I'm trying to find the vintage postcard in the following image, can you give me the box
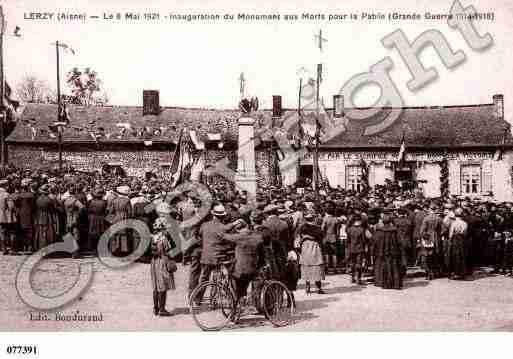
[0,1,512,348]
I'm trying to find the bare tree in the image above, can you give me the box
[15,75,53,103]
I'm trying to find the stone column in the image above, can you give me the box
[236,116,257,204]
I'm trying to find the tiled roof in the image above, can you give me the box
[7,102,511,148]
[320,104,511,147]
[7,103,242,144]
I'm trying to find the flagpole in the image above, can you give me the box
[56,40,63,173]
[297,78,302,183]
[0,6,5,168]
[313,63,320,198]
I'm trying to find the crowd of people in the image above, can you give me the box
[1,166,513,316]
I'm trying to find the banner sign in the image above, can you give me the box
[302,151,495,162]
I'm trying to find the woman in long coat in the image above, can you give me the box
[374,213,404,289]
[33,185,57,251]
[150,216,176,316]
[87,188,107,254]
[299,210,325,294]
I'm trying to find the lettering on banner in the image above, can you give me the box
[303,151,494,163]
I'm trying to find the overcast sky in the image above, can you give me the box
[4,0,513,122]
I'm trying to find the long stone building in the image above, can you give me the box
[6,91,513,201]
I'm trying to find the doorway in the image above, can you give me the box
[298,164,313,187]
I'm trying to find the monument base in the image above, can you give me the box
[235,173,257,204]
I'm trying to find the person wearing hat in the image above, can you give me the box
[321,202,340,274]
[298,210,325,294]
[87,187,107,254]
[217,215,272,305]
[16,178,36,253]
[107,185,133,256]
[263,203,292,259]
[346,213,367,285]
[448,208,468,280]
[419,202,443,280]
[196,203,245,291]
[150,217,177,316]
[33,184,57,251]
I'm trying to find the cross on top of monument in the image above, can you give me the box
[239,72,246,99]
[315,29,327,52]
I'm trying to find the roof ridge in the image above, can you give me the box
[25,102,495,112]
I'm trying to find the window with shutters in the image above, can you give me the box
[346,165,363,192]
[460,164,481,194]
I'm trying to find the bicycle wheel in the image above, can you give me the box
[189,282,235,331]
[260,281,295,327]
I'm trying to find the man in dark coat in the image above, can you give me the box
[198,204,242,287]
[346,214,366,285]
[464,207,484,275]
[219,218,266,303]
[394,208,412,278]
[419,203,443,279]
[87,188,107,254]
[263,204,292,252]
[16,180,35,252]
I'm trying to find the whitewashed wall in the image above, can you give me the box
[416,163,441,198]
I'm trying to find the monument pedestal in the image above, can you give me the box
[236,116,257,204]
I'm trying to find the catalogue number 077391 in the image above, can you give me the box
[6,345,38,355]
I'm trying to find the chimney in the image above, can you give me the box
[333,94,344,118]
[143,90,160,116]
[493,94,504,120]
[272,95,282,118]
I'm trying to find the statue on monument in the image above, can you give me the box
[238,72,259,114]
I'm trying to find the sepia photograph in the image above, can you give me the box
[0,1,513,354]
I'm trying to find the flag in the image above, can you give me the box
[190,151,205,182]
[59,103,71,124]
[494,128,508,161]
[398,134,406,163]
[4,81,20,111]
[57,42,76,55]
[189,130,205,150]
[170,130,194,187]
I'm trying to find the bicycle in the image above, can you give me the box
[189,263,296,331]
